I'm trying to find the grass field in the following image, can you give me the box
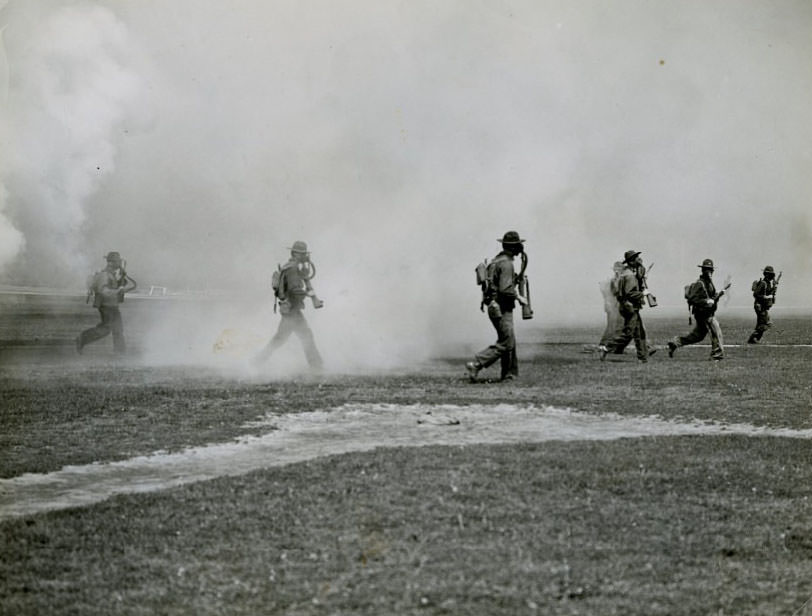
[2,294,812,615]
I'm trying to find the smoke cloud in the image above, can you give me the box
[1,0,811,367]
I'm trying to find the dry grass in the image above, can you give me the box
[2,297,812,614]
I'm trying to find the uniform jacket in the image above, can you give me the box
[752,279,776,309]
[91,269,130,308]
[489,251,517,312]
[685,276,718,318]
[614,266,645,313]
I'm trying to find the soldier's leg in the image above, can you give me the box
[599,311,615,347]
[750,307,770,343]
[600,309,622,347]
[708,316,724,359]
[612,310,630,353]
[498,311,517,379]
[606,313,633,353]
[633,313,649,361]
[760,309,772,338]
[255,314,295,363]
[292,313,323,369]
[79,308,113,347]
[668,318,709,357]
[748,305,762,343]
[474,305,509,369]
[110,308,126,354]
[675,318,708,348]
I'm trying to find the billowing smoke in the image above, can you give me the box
[2,0,811,370]
[0,1,140,283]
[0,20,24,270]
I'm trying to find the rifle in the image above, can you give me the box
[640,262,658,307]
[517,252,533,320]
[773,271,782,302]
[712,276,732,309]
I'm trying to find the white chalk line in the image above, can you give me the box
[680,344,812,348]
[2,403,812,520]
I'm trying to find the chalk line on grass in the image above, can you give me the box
[2,404,812,520]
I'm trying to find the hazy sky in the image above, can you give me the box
[1,0,810,355]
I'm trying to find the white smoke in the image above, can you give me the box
[1,0,810,370]
[0,1,140,283]
[0,19,25,272]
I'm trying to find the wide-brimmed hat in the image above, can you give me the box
[498,231,525,244]
[698,258,715,270]
[623,250,641,264]
[105,251,121,262]
[288,240,309,254]
[763,265,775,275]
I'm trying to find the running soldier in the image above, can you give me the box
[466,231,530,382]
[748,265,780,344]
[76,251,137,355]
[599,250,651,363]
[255,240,324,370]
[667,258,729,361]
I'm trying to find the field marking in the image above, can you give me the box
[683,344,812,348]
[2,404,812,520]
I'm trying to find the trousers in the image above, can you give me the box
[79,306,126,353]
[673,315,724,359]
[257,310,323,368]
[607,309,649,361]
[475,304,517,379]
[749,304,771,342]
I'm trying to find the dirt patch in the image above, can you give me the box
[2,403,812,520]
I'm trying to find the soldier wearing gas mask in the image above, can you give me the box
[76,251,137,355]
[466,231,530,382]
[255,240,324,370]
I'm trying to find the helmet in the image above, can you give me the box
[763,265,775,275]
[105,251,121,263]
[698,258,714,270]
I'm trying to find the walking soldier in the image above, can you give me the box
[255,241,324,370]
[466,231,530,382]
[599,250,651,363]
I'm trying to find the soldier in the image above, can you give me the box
[466,231,529,382]
[255,240,324,370]
[667,258,728,361]
[599,250,651,363]
[76,251,137,355]
[748,265,779,344]
[598,261,624,350]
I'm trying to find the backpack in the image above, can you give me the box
[271,265,282,297]
[751,278,761,297]
[684,282,695,323]
[475,259,498,310]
